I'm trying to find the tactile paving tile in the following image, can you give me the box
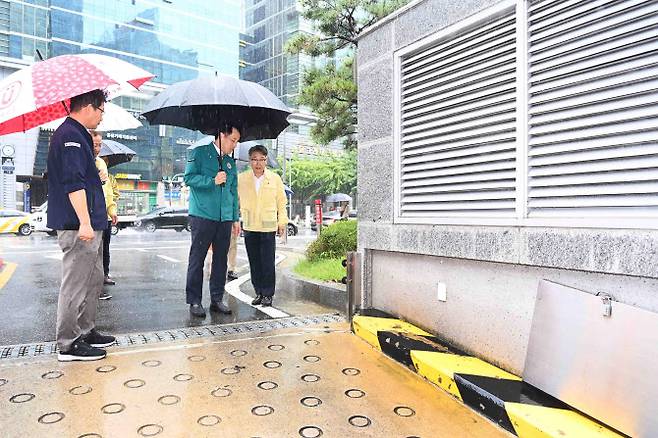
[0,323,507,437]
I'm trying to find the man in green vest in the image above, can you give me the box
[184,123,241,318]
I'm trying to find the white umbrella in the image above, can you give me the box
[40,101,142,131]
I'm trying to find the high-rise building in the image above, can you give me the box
[240,0,343,162]
[0,0,240,213]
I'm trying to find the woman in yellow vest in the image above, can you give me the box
[237,145,288,307]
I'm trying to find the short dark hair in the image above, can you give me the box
[89,129,102,138]
[69,89,107,113]
[248,144,268,157]
[214,122,242,139]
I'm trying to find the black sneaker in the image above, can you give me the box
[227,271,238,281]
[58,339,106,362]
[251,295,263,305]
[83,329,116,347]
[209,301,232,314]
[261,296,272,307]
[190,303,206,317]
[99,290,112,300]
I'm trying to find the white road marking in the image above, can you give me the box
[45,253,63,260]
[224,255,289,318]
[157,255,180,263]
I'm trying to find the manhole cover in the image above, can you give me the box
[38,412,65,424]
[342,367,360,376]
[41,370,63,379]
[10,393,35,403]
[197,415,221,426]
[263,360,282,369]
[348,415,372,428]
[230,349,248,357]
[173,373,193,381]
[394,406,416,417]
[303,355,321,363]
[251,405,274,416]
[257,381,278,390]
[211,387,232,398]
[158,395,181,405]
[301,374,320,383]
[124,379,146,389]
[137,424,163,436]
[101,403,125,414]
[69,385,93,395]
[299,426,323,437]
[345,389,366,399]
[268,344,285,351]
[300,397,322,407]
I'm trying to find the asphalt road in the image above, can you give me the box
[0,227,320,346]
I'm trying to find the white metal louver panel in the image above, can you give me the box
[399,12,517,218]
[527,0,658,218]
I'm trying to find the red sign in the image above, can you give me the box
[314,199,322,227]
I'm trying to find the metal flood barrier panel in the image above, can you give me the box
[524,280,658,437]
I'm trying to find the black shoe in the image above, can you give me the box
[190,303,206,317]
[99,290,112,300]
[58,339,106,362]
[83,329,116,347]
[261,296,272,307]
[103,276,116,286]
[251,295,263,305]
[227,271,238,281]
[209,301,232,314]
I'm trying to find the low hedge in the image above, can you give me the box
[306,220,357,262]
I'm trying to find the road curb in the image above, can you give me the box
[352,313,624,438]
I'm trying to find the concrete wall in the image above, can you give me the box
[356,0,658,374]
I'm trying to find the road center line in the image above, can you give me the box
[157,255,181,263]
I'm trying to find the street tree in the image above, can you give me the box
[286,0,409,149]
[289,150,357,203]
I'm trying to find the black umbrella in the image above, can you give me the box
[99,140,137,168]
[188,136,280,168]
[141,74,291,141]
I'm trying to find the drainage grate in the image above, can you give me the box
[0,313,345,360]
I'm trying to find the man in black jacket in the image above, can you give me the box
[47,89,116,362]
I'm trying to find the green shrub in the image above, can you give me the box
[306,220,357,262]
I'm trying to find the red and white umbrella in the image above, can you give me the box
[0,54,153,135]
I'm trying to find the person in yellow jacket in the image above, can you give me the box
[237,144,288,307]
[91,131,118,296]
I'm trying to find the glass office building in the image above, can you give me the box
[241,0,343,161]
[3,0,240,212]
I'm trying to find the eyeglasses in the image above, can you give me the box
[94,106,105,114]
[250,158,267,163]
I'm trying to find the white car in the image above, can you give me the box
[30,201,55,235]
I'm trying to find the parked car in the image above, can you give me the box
[30,201,54,235]
[0,209,34,236]
[134,207,190,232]
[310,209,357,231]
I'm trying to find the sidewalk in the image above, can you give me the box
[0,317,508,437]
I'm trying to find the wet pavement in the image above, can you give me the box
[0,228,319,346]
[0,321,507,438]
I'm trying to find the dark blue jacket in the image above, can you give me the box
[46,117,107,231]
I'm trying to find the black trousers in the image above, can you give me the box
[185,215,232,305]
[244,231,276,297]
[102,221,111,276]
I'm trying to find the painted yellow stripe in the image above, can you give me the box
[0,218,19,233]
[352,315,432,350]
[505,403,624,438]
[0,262,17,289]
[411,350,521,400]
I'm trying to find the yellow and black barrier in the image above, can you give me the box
[352,313,624,438]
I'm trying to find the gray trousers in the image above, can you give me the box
[56,230,103,351]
